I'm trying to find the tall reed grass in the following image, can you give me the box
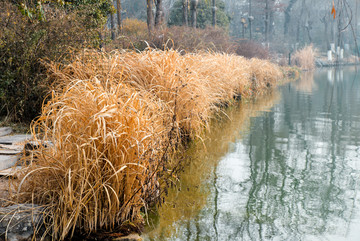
[292,45,316,70]
[14,49,285,239]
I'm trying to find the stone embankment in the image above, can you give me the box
[0,127,43,241]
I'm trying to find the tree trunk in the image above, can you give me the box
[269,1,274,41]
[110,12,116,40]
[336,0,343,49]
[116,0,121,33]
[190,0,198,28]
[212,0,216,27]
[356,0,358,41]
[284,0,298,36]
[249,0,252,40]
[182,0,188,26]
[98,31,103,49]
[147,0,154,34]
[155,0,164,27]
[265,0,269,42]
[296,0,306,43]
[321,15,330,50]
[305,23,312,43]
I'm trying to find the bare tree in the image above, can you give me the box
[116,0,122,33]
[249,0,252,40]
[284,0,298,36]
[320,13,331,50]
[265,0,269,42]
[296,0,306,43]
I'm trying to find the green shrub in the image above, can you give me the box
[0,1,101,121]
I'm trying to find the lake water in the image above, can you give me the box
[144,67,360,241]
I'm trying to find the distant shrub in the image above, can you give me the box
[150,26,235,53]
[121,18,148,37]
[292,45,316,70]
[109,18,149,50]
[110,23,272,61]
[235,41,269,59]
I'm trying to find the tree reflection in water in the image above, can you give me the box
[145,67,360,241]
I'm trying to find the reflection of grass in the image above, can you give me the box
[12,49,285,239]
[293,71,316,93]
[145,91,281,239]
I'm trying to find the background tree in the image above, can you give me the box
[146,0,154,33]
[212,0,216,26]
[169,0,230,29]
[183,0,189,26]
[155,0,165,26]
[284,0,298,36]
[116,0,122,33]
[110,7,116,40]
[190,0,198,27]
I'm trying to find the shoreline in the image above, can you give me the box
[0,49,299,240]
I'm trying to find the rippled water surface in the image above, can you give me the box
[144,67,360,241]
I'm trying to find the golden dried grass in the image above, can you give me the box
[15,79,169,239]
[250,58,283,95]
[292,45,316,70]
[14,49,286,239]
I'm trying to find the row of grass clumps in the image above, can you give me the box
[13,49,284,239]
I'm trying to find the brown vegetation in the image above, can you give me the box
[292,45,316,70]
[110,19,270,59]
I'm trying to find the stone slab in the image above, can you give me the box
[0,135,32,145]
[0,144,23,151]
[0,127,12,137]
[0,155,20,171]
[0,166,22,177]
[0,149,22,155]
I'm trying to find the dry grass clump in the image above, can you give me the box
[249,59,283,95]
[292,45,316,70]
[14,49,285,239]
[15,79,170,239]
[190,53,253,99]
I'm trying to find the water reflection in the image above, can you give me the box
[327,68,346,83]
[145,67,360,241]
[293,71,316,93]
